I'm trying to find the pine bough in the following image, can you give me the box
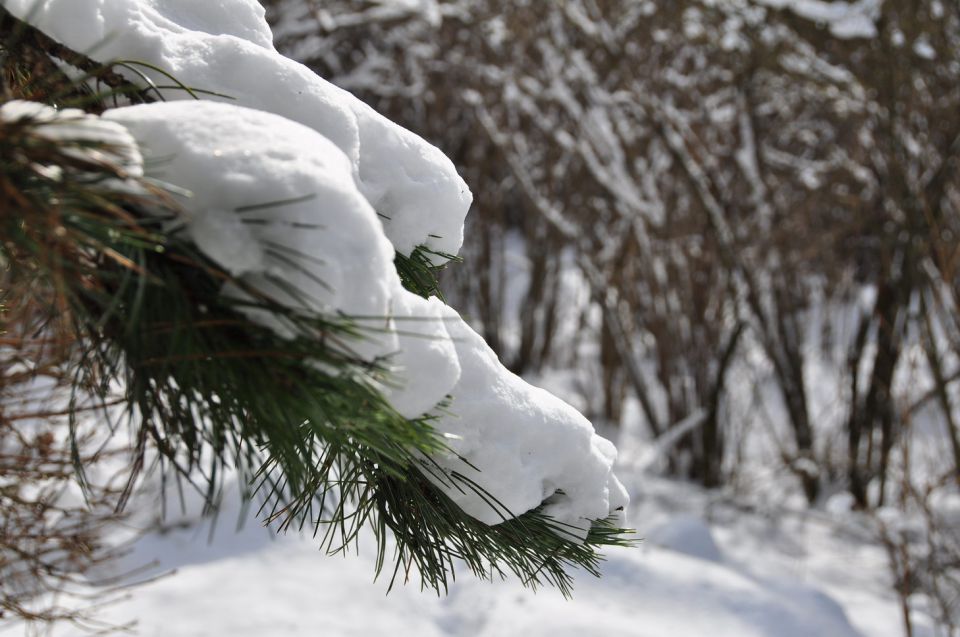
[0,0,629,595]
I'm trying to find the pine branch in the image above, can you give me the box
[0,27,632,604]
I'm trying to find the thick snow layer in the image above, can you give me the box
[5,0,471,261]
[384,293,462,419]
[104,100,457,416]
[104,101,397,321]
[100,98,622,532]
[430,307,628,534]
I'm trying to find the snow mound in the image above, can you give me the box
[646,514,724,562]
[5,0,471,261]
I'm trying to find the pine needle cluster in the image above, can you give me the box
[0,6,631,613]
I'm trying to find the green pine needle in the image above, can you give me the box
[395,246,461,301]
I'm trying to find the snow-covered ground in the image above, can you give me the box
[13,454,916,637]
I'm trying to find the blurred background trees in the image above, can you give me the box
[264,1,960,630]
[1,281,129,631]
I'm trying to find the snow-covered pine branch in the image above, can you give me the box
[0,0,629,598]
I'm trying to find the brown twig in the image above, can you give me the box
[0,5,154,108]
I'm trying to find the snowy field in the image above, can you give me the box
[12,454,916,637]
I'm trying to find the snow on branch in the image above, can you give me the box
[1,0,628,556]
